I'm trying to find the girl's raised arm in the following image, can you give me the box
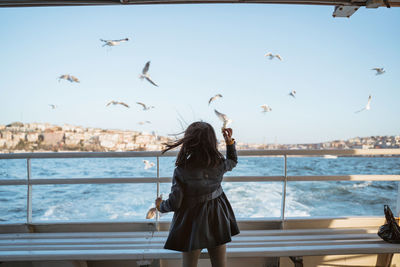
[222,128,237,172]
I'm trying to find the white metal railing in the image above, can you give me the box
[1,149,400,224]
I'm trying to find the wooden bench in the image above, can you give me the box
[0,228,399,266]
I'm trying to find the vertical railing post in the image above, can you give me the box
[26,158,32,224]
[156,156,160,227]
[281,155,288,229]
[396,182,400,218]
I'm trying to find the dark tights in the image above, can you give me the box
[182,244,227,267]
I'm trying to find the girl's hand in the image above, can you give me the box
[155,196,163,211]
[222,128,234,145]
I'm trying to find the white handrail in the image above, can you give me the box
[1,148,399,159]
[1,175,399,186]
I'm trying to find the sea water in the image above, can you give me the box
[0,156,399,223]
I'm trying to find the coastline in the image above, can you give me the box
[1,122,399,154]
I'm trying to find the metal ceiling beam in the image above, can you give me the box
[0,0,398,7]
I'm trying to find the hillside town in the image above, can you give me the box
[0,122,399,153]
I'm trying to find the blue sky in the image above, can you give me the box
[0,4,399,144]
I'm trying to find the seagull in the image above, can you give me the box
[49,104,57,109]
[214,109,232,129]
[261,104,272,113]
[139,61,158,87]
[58,74,80,83]
[289,90,296,98]
[143,160,155,170]
[138,121,151,125]
[106,101,130,108]
[355,95,372,113]
[208,94,223,105]
[136,102,155,111]
[100,38,129,47]
[371,68,385,75]
[265,52,282,61]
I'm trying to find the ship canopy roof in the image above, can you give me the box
[0,0,398,17]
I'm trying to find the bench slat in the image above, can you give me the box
[0,228,378,240]
[0,239,385,251]
[0,233,380,246]
[1,243,398,261]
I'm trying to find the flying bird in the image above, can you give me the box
[136,102,154,111]
[261,104,272,113]
[214,109,232,129]
[143,160,155,170]
[106,101,130,108]
[371,68,385,75]
[100,38,129,47]
[139,61,158,87]
[58,74,80,83]
[208,94,223,105]
[49,104,57,109]
[355,95,372,113]
[265,52,282,61]
[138,121,151,125]
[289,90,296,98]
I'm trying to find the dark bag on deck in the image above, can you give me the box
[377,205,400,243]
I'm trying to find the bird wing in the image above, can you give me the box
[209,94,222,105]
[145,77,158,87]
[366,95,372,109]
[367,95,372,104]
[208,96,216,105]
[275,54,283,61]
[214,109,228,122]
[354,108,365,113]
[136,102,146,109]
[142,61,150,74]
[71,76,80,83]
[371,68,379,71]
[106,101,113,106]
[264,52,272,57]
[119,102,130,108]
[114,38,128,42]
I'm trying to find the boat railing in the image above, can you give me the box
[1,149,400,225]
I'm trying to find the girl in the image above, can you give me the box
[155,122,239,267]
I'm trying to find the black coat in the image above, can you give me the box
[159,143,240,252]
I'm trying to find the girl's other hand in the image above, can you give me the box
[155,196,163,211]
[222,128,233,144]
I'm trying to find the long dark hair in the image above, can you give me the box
[162,121,224,169]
